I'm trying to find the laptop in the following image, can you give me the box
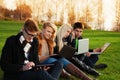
[75,38,89,55]
[74,38,110,55]
[90,43,111,54]
[51,45,76,59]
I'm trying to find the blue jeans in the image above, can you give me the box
[42,57,70,68]
[19,61,63,80]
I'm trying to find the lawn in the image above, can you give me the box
[0,20,120,80]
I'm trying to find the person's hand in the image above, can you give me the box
[71,30,75,39]
[43,66,50,71]
[86,52,91,57]
[93,48,101,52]
[39,55,49,62]
[22,62,35,71]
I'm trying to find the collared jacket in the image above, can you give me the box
[0,32,39,80]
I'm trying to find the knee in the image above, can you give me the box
[94,55,99,61]
[58,58,70,67]
[47,58,57,63]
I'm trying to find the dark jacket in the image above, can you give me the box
[0,32,39,80]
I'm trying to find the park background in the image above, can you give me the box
[0,0,120,80]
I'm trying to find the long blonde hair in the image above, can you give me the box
[42,22,57,40]
[57,24,73,52]
[37,22,57,55]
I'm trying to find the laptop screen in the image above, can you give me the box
[58,45,76,59]
[77,38,89,55]
[51,45,76,59]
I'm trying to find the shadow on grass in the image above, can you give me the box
[0,68,3,80]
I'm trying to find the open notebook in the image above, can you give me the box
[90,43,111,54]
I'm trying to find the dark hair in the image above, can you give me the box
[24,18,39,32]
[73,22,84,29]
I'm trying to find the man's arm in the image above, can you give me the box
[1,37,23,73]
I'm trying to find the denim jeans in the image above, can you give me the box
[83,54,99,67]
[19,61,63,80]
[42,57,70,68]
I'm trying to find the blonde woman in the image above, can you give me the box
[37,22,57,62]
[55,24,73,52]
[45,23,92,80]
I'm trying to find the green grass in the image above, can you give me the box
[83,30,120,80]
[0,20,120,80]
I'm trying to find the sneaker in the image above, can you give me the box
[94,63,107,69]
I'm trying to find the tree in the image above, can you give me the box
[0,6,4,17]
[14,4,32,20]
[47,9,53,21]
[68,7,76,25]
[116,0,120,31]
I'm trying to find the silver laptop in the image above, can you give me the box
[74,38,111,55]
[90,43,111,54]
[75,38,89,55]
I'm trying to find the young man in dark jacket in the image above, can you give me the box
[67,22,102,77]
[0,19,63,80]
[70,22,107,68]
